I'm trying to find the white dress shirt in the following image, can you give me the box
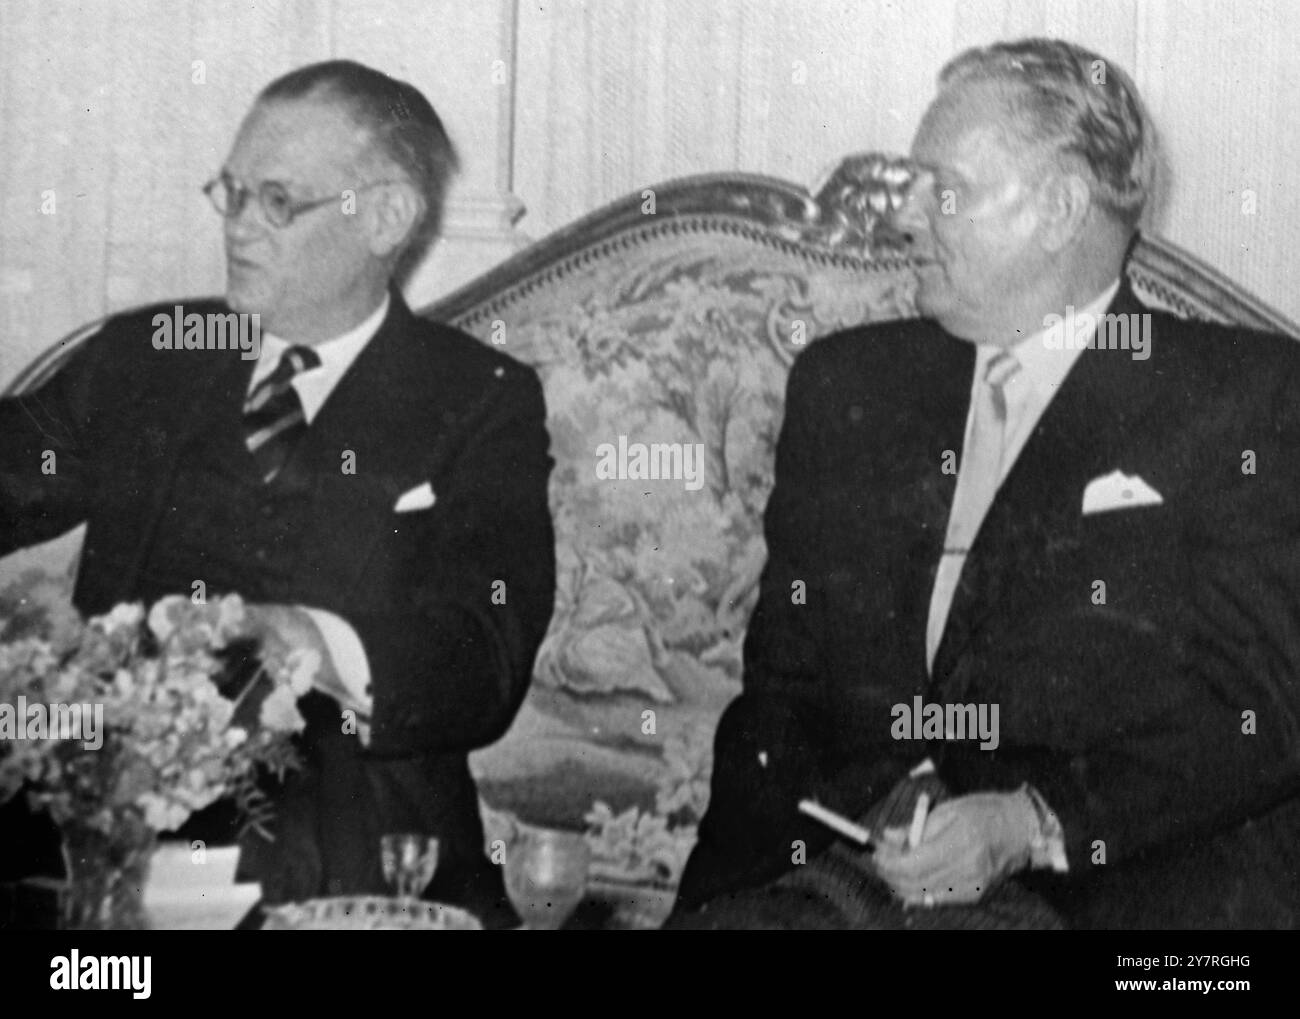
[248,293,392,711]
[250,293,391,424]
[928,280,1122,673]
[964,279,1121,489]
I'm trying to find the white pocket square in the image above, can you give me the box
[393,481,436,513]
[1081,470,1163,515]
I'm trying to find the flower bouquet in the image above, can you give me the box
[0,570,316,929]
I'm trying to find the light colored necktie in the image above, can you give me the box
[926,350,1022,672]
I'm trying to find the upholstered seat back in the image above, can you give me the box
[435,171,922,881]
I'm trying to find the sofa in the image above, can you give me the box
[8,153,1298,925]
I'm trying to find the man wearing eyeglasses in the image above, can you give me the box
[0,61,556,928]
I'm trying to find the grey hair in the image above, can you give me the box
[939,38,1157,230]
[259,60,460,283]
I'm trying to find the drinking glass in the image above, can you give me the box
[380,834,439,901]
[503,828,589,930]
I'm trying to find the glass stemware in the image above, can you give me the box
[380,834,439,903]
[503,828,590,930]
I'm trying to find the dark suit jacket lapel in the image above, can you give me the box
[901,330,973,672]
[281,290,489,588]
[119,334,256,594]
[286,292,425,493]
[931,282,1164,685]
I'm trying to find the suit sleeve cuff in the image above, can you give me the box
[1021,784,1069,873]
[302,607,372,711]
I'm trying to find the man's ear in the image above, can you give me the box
[364,182,423,259]
[1037,170,1092,253]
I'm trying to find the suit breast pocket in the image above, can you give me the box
[364,481,450,608]
[301,475,409,601]
[1071,505,1182,613]
[1077,504,1170,554]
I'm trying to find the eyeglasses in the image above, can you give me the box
[202,174,404,229]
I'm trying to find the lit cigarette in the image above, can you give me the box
[907,792,931,849]
[797,799,872,845]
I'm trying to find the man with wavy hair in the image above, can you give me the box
[674,38,1300,929]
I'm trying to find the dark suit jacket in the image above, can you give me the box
[677,284,1300,928]
[0,291,555,916]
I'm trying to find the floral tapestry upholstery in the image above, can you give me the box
[418,153,1300,908]
[420,159,922,904]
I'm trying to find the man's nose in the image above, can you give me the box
[893,185,934,247]
[224,195,268,245]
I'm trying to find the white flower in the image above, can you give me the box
[111,668,134,695]
[48,664,84,702]
[146,595,189,643]
[137,792,190,832]
[285,648,321,697]
[101,602,145,635]
[207,697,235,732]
[214,595,248,646]
[224,726,248,749]
[259,685,306,734]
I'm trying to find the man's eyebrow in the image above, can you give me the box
[923,163,967,185]
[220,168,297,190]
[908,161,955,185]
[908,157,944,176]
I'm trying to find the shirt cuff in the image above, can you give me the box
[1022,784,1069,873]
[301,607,372,712]
[909,758,937,778]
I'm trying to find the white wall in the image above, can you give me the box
[3,0,1298,393]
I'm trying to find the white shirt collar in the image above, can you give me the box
[975,278,1123,397]
[250,293,392,423]
[965,278,1122,486]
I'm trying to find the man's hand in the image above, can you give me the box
[871,790,1040,906]
[244,603,361,713]
[244,602,324,657]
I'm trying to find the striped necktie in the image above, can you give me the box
[243,345,321,483]
[925,349,1022,671]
